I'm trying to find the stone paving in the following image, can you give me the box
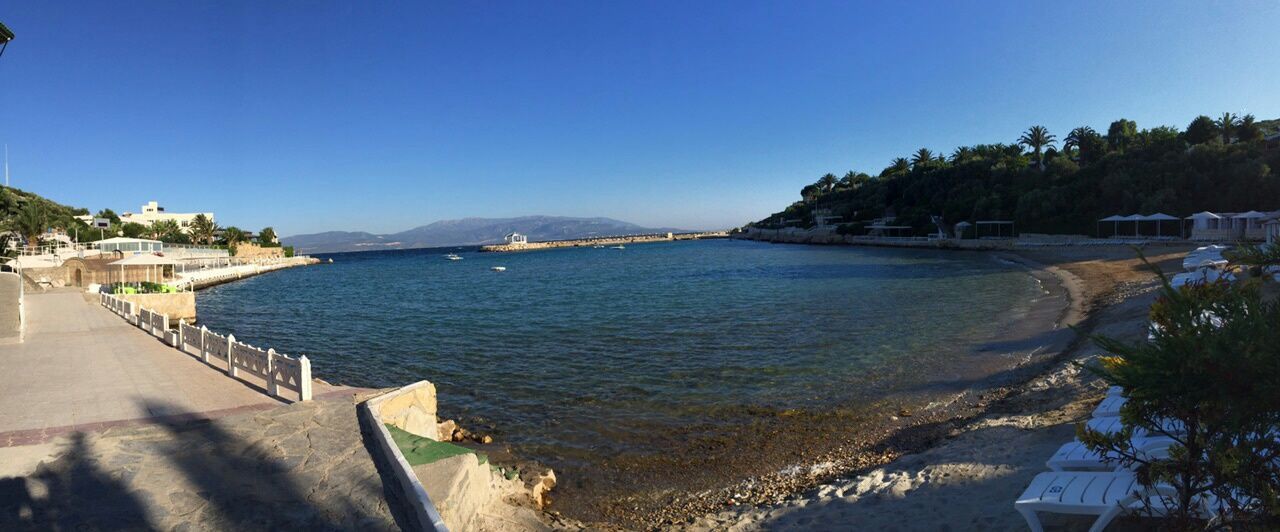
[0,289,341,445]
[0,393,406,530]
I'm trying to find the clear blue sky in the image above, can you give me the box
[2,1,1278,236]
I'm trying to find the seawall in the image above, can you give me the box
[480,231,730,252]
[737,227,1017,250]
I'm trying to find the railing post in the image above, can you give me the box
[161,314,170,343]
[200,325,209,364]
[266,348,279,397]
[177,319,185,350]
[298,355,312,401]
[226,334,238,378]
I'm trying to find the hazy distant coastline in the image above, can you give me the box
[282,215,692,254]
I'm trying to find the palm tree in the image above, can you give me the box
[1216,112,1240,144]
[910,148,934,169]
[1018,125,1056,169]
[14,203,45,248]
[816,173,838,193]
[221,226,247,246]
[950,146,974,163]
[1237,114,1263,143]
[1063,126,1091,154]
[254,227,275,246]
[886,157,910,176]
[189,214,217,245]
[149,219,182,242]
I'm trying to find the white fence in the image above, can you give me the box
[99,292,312,401]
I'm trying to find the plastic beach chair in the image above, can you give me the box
[1092,395,1127,418]
[1046,437,1173,472]
[1016,470,1249,532]
[1015,471,1142,532]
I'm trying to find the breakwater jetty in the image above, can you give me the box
[480,230,730,252]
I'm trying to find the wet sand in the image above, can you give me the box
[673,245,1191,531]
[539,245,1189,530]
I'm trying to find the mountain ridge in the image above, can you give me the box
[282,215,691,254]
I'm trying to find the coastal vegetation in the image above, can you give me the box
[758,115,1280,235]
[1082,247,1280,529]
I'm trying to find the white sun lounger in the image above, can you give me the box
[1017,470,1251,532]
[1092,395,1127,418]
[1046,436,1174,472]
[1015,471,1142,532]
[1085,416,1184,439]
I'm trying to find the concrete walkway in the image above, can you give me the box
[0,392,405,530]
[0,289,338,446]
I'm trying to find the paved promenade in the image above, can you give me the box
[0,289,337,445]
[0,289,404,529]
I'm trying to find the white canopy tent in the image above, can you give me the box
[1120,214,1145,237]
[109,253,180,290]
[1142,213,1179,237]
[1098,214,1127,237]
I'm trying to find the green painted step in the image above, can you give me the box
[385,424,488,466]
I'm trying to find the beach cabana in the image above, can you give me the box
[1119,214,1144,237]
[1141,213,1179,238]
[1098,215,1127,237]
[109,253,179,289]
[975,220,1015,239]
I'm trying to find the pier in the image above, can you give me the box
[479,230,730,252]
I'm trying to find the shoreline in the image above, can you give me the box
[671,242,1189,531]
[544,242,1092,529]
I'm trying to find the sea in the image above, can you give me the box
[195,238,1061,523]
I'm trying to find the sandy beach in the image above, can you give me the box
[669,245,1191,531]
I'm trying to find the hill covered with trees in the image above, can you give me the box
[754,113,1280,236]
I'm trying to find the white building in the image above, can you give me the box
[73,215,112,228]
[1187,210,1280,241]
[120,201,214,234]
[504,232,528,245]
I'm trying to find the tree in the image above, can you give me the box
[1082,257,1280,530]
[221,226,247,245]
[148,219,182,242]
[1018,125,1057,169]
[816,173,838,193]
[950,146,974,164]
[258,226,277,245]
[14,203,45,247]
[1064,126,1104,164]
[909,148,935,169]
[95,208,121,225]
[1183,115,1218,145]
[881,157,910,177]
[1216,112,1240,144]
[188,214,217,245]
[1107,118,1138,152]
[1238,114,1264,143]
[120,222,148,238]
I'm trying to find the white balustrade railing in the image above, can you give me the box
[98,293,312,401]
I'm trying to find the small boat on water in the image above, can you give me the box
[593,244,604,249]
[490,266,506,272]
[611,245,625,250]
[445,253,463,261]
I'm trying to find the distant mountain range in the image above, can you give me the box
[282,216,690,254]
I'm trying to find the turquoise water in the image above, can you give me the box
[196,240,1045,505]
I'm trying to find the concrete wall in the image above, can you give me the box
[0,272,21,340]
[116,292,197,322]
